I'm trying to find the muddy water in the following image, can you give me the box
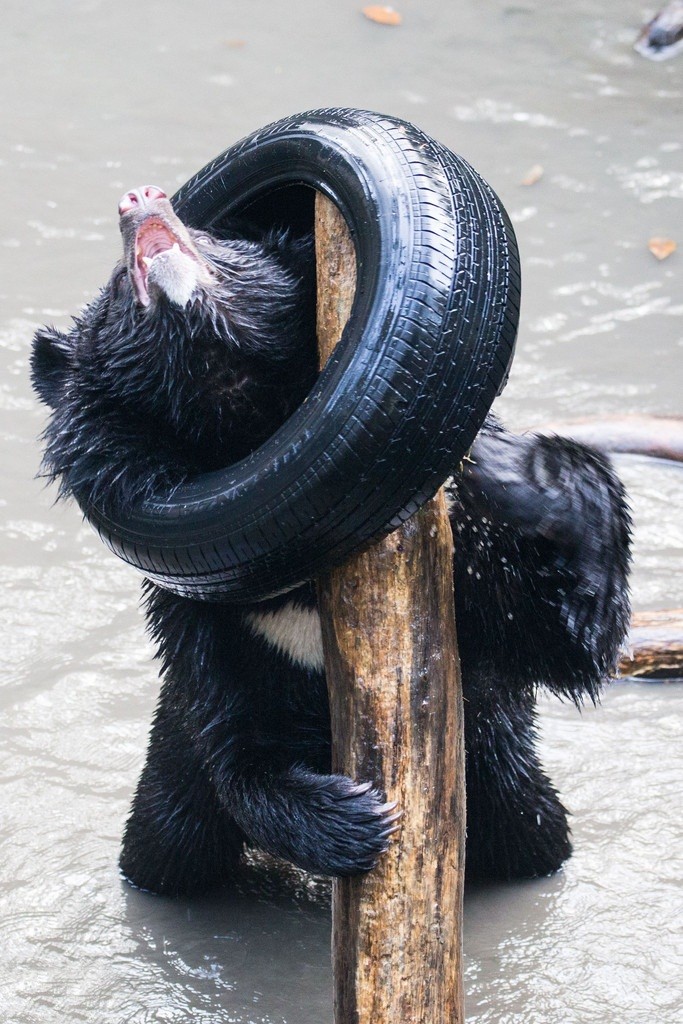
[1,1,681,1022]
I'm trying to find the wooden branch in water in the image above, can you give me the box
[315,192,466,1024]
[535,414,683,463]
[620,609,683,679]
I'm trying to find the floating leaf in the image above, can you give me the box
[224,39,246,49]
[363,6,403,26]
[648,237,677,261]
[521,164,544,186]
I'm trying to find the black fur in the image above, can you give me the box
[31,214,631,893]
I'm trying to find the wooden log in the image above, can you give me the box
[315,192,466,1024]
[534,414,683,462]
[620,609,683,679]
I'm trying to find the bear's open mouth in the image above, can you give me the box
[132,219,198,307]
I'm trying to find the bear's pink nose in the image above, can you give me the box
[118,186,168,216]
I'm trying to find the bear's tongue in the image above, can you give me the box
[133,220,197,307]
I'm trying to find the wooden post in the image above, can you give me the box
[315,193,466,1024]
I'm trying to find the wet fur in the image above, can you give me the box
[31,221,631,893]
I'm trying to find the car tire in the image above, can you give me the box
[87,108,520,602]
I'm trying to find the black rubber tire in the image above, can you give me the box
[89,108,520,603]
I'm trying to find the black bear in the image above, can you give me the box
[31,186,631,895]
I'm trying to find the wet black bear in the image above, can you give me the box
[31,186,631,895]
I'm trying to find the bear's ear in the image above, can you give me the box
[31,326,73,409]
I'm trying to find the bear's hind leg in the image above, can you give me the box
[120,694,245,897]
[464,687,572,881]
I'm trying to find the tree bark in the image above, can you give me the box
[315,192,466,1024]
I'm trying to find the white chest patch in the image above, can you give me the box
[245,603,325,672]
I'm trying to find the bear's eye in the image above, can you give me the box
[110,264,129,299]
